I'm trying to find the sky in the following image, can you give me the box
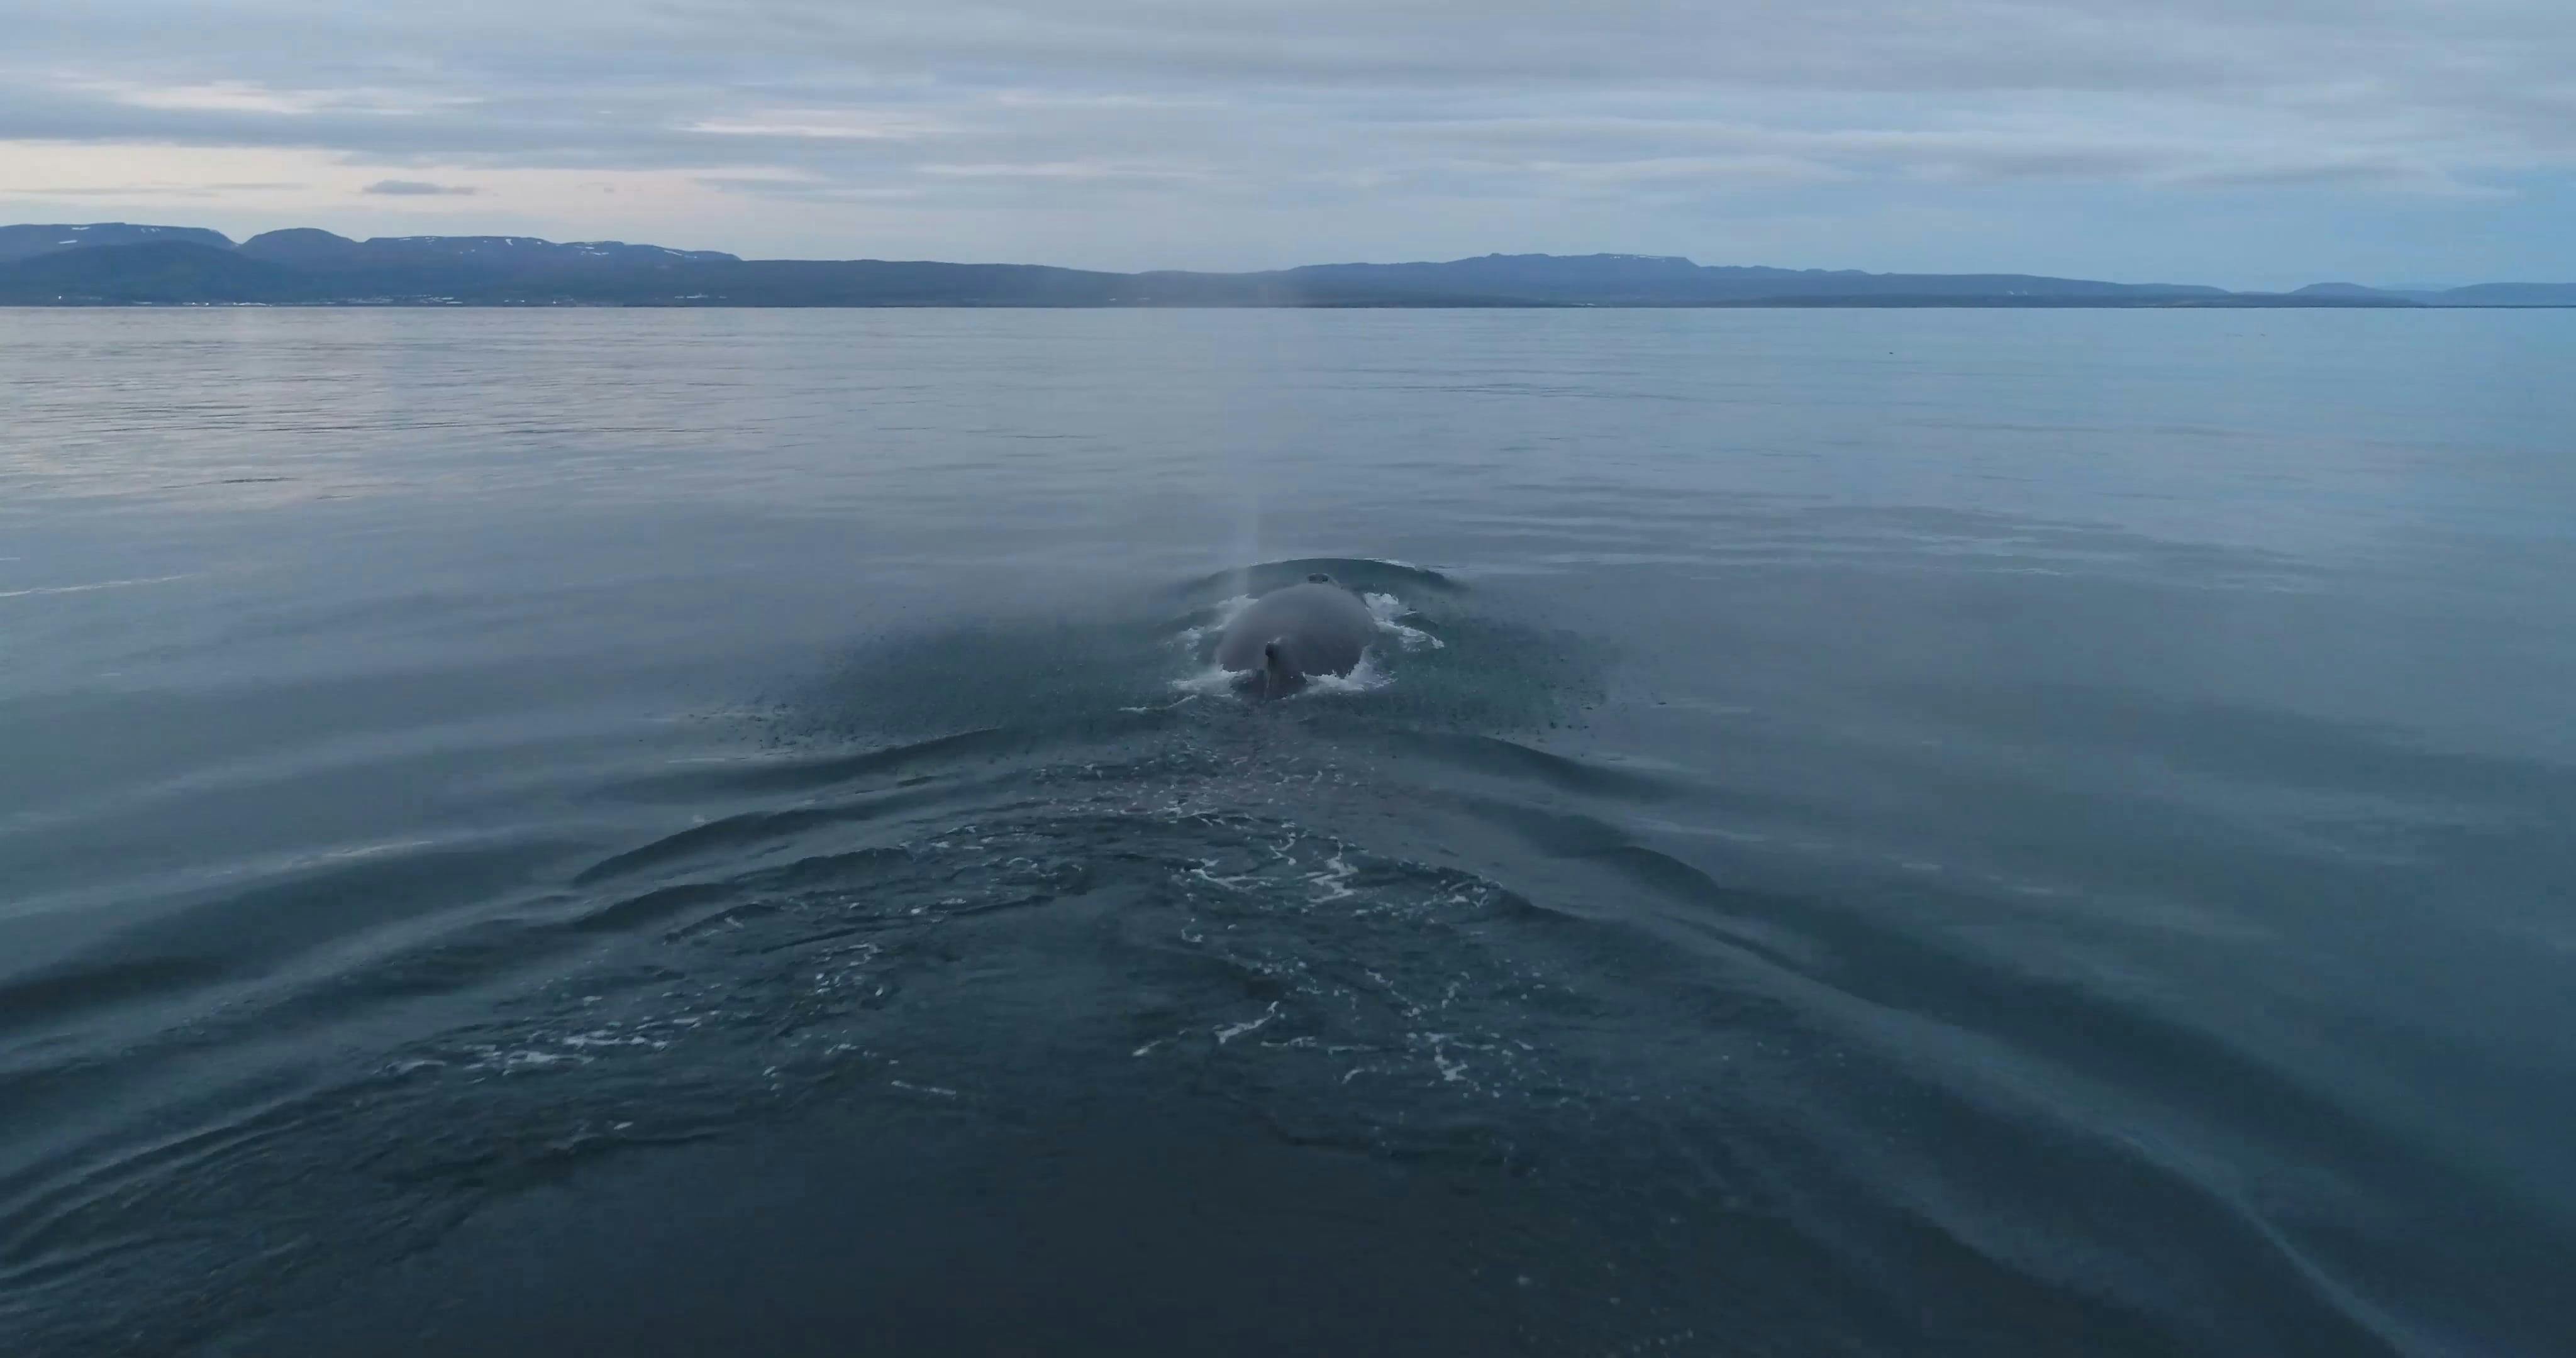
[1,1,2570,288]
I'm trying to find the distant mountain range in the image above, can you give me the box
[2287,280,2576,306]
[0,223,2567,307]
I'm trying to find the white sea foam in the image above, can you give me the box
[1169,663,1245,696]
[1214,1000,1282,1044]
[1173,593,1256,653]
[1363,591,1444,650]
[1299,651,1394,695]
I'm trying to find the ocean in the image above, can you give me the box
[3,307,2571,1355]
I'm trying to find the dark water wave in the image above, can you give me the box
[1167,555,1467,599]
[5,561,2554,1356]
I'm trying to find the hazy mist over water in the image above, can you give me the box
[3,307,2572,1355]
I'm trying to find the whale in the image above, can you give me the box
[1214,575,1380,697]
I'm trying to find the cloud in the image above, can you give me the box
[0,0,2565,281]
[362,179,479,196]
[683,111,952,141]
[916,160,1205,182]
[90,79,332,116]
[6,179,308,197]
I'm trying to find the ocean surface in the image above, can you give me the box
[3,307,2572,1357]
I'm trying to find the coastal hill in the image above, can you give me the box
[0,223,2565,307]
[2295,279,2576,306]
[0,222,235,262]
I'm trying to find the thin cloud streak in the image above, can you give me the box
[363,179,479,196]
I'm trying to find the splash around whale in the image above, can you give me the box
[1213,574,1384,698]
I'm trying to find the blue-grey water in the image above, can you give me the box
[3,308,2572,1357]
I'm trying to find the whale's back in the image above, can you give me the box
[1214,582,1377,683]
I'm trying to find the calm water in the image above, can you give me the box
[3,309,2572,1356]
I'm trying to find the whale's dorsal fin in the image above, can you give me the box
[1260,639,1298,697]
